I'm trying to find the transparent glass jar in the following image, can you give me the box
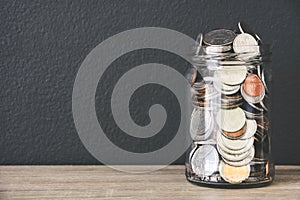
[185,44,274,188]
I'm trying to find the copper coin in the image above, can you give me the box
[243,74,264,97]
[222,122,247,138]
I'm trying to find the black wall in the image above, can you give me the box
[1,0,299,165]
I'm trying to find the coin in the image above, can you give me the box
[239,120,257,139]
[240,101,263,118]
[222,145,255,167]
[255,34,262,43]
[248,102,264,112]
[241,74,265,104]
[191,145,219,177]
[217,144,253,162]
[220,94,243,109]
[185,67,197,85]
[217,135,254,155]
[238,22,256,37]
[193,119,215,141]
[204,29,237,46]
[214,65,247,86]
[241,85,265,104]
[259,101,268,112]
[189,145,198,163]
[233,33,259,60]
[221,93,243,104]
[220,133,254,150]
[256,116,270,131]
[190,108,212,139]
[219,161,250,184]
[257,65,261,78]
[216,107,246,132]
[205,45,232,54]
[222,122,247,138]
[193,82,219,101]
[238,22,245,34]
[219,60,246,66]
[213,77,240,95]
[194,139,217,145]
[243,74,264,97]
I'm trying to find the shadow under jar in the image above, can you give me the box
[185,42,274,188]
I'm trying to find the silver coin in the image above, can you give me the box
[204,29,237,46]
[243,109,262,119]
[257,65,261,78]
[237,22,257,38]
[190,108,212,139]
[217,144,253,162]
[220,133,253,150]
[217,135,254,155]
[214,65,247,86]
[216,108,246,132]
[205,45,232,54]
[193,120,215,141]
[248,102,264,112]
[191,145,219,177]
[222,145,255,167]
[219,60,246,66]
[239,120,257,139]
[238,22,245,34]
[255,34,262,44]
[192,83,219,101]
[194,138,217,145]
[189,145,198,163]
[259,101,269,112]
[213,77,240,95]
[233,33,260,60]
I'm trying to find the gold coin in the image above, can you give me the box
[219,161,250,184]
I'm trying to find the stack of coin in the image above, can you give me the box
[220,93,243,109]
[191,80,219,108]
[188,22,271,184]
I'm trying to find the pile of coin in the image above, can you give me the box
[188,22,271,184]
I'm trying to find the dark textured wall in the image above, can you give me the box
[1,0,299,165]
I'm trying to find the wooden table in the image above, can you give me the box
[0,165,299,199]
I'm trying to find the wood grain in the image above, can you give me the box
[0,165,299,200]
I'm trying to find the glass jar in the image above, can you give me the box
[185,43,274,188]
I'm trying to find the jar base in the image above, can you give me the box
[185,169,274,189]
